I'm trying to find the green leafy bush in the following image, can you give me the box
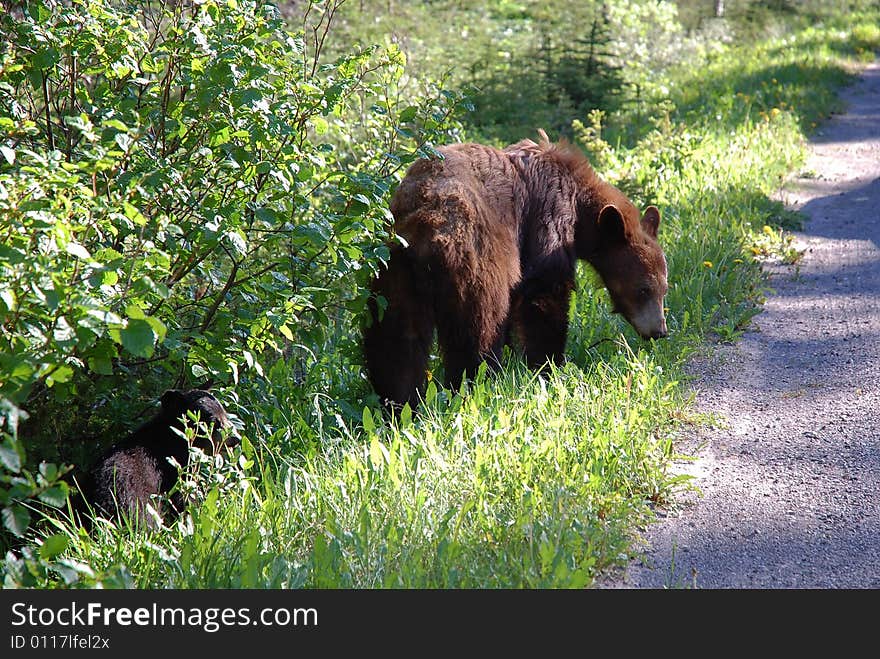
[1,399,74,583]
[0,0,464,465]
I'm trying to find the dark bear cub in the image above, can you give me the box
[81,389,234,528]
[364,130,668,409]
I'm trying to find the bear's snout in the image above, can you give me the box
[627,303,668,341]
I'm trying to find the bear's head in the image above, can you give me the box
[585,203,668,340]
[159,388,237,453]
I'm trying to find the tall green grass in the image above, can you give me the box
[11,13,880,589]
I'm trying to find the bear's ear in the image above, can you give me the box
[598,204,627,245]
[641,206,661,239]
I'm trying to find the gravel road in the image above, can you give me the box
[603,60,880,588]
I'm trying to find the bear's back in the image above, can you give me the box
[390,143,527,263]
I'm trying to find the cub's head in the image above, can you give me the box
[587,203,668,340]
[159,388,237,452]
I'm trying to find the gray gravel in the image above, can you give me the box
[602,60,880,588]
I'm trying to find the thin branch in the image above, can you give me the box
[307,0,345,79]
[232,260,281,288]
[66,52,75,162]
[118,351,171,368]
[40,70,54,151]
[199,246,240,333]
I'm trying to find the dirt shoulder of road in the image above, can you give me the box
[598,60,880,589]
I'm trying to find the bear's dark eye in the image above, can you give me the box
[638,286,652,299]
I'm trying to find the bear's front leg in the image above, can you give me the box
[513,276,574,369]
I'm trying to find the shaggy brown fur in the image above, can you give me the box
[364,131,668,409]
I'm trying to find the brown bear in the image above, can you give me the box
[79,389,236,528]
[363,130,668,409]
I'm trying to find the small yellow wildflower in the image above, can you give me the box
[703,260,713,268]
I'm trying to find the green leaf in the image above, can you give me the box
[0,289,15,313]
[399,105,419,122]
[103,119,129,132]
[120,318,156,358]
[115,132,133,151]
[65,242,91,260]
[311,116,329,135]
[399,403,412,428]
[224,230,247,256]
[31,46,59,69]
[0,437,22,472]
[0,244,25,265]
[87,356,113,375]
[369,436,389,468]
[46,364,73,386]
[362,407,374,434]
[1,358,35,384]
[2,504,30,538]
[39,462,58,482]
[209,127,231,147]
[39,533,68,560]
[278,324,293,341]
[87,308,123,325]
[254,207,277,223]
[55,558,95,580]
[38,484,68,508]
[123,201,147,226]
[84,338,117,373]
[145,316,167,343]
[425,380,437,405]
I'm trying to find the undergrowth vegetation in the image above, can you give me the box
[2,0,878,588]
